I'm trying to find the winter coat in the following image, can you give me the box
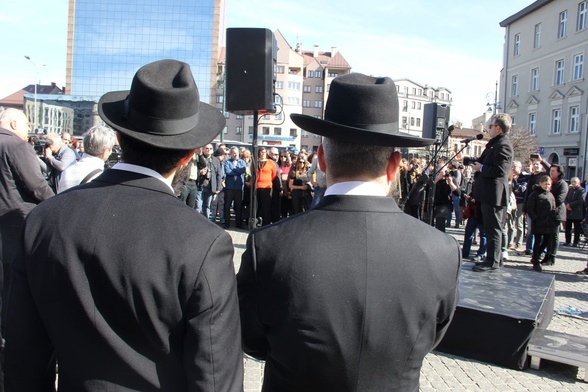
[527,184,557,235]
[564,185,586,220]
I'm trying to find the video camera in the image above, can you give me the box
[30,137,53,157]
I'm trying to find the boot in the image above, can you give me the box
[531,260,542,272]
[540,254,554,266]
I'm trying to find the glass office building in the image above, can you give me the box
[66,0,226,103]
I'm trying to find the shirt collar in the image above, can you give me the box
[324,181,388,197]
[111,162,174,192]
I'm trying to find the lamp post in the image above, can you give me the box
[486,80,501,115]
[24,55,38,132]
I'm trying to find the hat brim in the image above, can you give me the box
[98,90,225,150]
[291,114,435,148]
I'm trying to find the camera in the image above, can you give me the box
[463,157,478,166]
[530,153,540,159]
[31,137,53,157]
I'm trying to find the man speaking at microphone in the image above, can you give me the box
[470,113,514,272]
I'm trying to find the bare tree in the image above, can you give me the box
[509,126,538,163]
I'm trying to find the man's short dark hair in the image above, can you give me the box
[118,133,190,175]
[550,164,564,180]
[492,113,512,134]
[323,138,394,179]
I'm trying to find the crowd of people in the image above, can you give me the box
[174,142,325,228]
[0,61,462,391]
[397,126,588,275]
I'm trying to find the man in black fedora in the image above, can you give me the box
[5,60,243,391]
[237,73,460,391]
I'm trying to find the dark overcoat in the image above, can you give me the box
[237,194,460,392]
[473,133,513,207]
[5,169,243,391]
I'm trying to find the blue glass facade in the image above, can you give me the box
[68,0,225,103]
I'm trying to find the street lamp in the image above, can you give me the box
[24,55,39,132]
[486,80,501,115]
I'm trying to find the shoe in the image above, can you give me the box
[571,243,578,247]
[576,268,588,275]
[532,264,543,272]
[502,251,509,262]
[470,255,484,263]
[454,224,460,229]
[472,262,500,272]
[563,242,571,247]
[524,250,532,255]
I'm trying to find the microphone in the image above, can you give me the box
[461,134,484,144]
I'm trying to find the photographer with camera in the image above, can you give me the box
[404,158,428,220]
[433,165,459,232]
[470,113,514,272]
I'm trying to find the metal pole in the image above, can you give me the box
[24,56,37,131]
[248,111,260,229]
[494,80,498,115]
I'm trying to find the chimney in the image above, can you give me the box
[313,45,319,58]
[331,47,338,57]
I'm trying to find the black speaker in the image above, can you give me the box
[422,103,450,140]
[226,28,277,114]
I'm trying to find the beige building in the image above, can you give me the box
[394,79,452,139]
[500,0,588,178]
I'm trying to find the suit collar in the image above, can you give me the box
[91,168,176,197]
[316,194,403,213]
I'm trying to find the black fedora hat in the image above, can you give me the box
[290,73,435,147]
[98,59,225,150]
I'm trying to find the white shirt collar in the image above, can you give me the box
[324,181,388,197]
[111,162,174,192]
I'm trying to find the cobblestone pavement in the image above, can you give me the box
[227,224,588,391]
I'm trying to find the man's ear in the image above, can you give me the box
[386,151,402,182]
[317,144,327,173]
[179,149,197,167]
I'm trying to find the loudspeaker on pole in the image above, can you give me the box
[422,103,450,140]
[226,28,277,114]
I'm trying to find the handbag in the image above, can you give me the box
[463,201,475,220]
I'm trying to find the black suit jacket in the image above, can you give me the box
[473,133,513,207]
[237,195,460,391]
[5,169,243,391]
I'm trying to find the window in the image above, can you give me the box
[303,85,311,93]
[534,23,541,48]
[416,118,421,127]
[514,33,520,56]
[531,68,539,91]
[402,100,408,112]
[410,117,415,126]
[248,126,254,134]
[315,86,323,93]
[411,88,417,95]
[555,60,565,85]
[303,100,310,107]
[288,81,301,90]
[236,115,243,119]
[301,130,309,137]
[578,1,587,31]
[287,97,300,105]
[236,126,242,134]
[552,109,561,134]
[276,81,284,89]
[417,102,421,110]
[277,65,285,74]
[262,127,270,135]
[573,53,584,81]
[307,70,314,78]
[328,72,338,77]
[402,116,407,127]
[570,106,580,133]
[559,10,567,39]
[274,113,282,120]
[529,113,536,135]
[315,71,321,78]
[511,75,518,96]
[290,128,297,137]
[411,101,416,109]
[314,100,323,108]
[274,127,282,135]
[223,127,228,134]
[216,95,223,103]
[224,112,230,119]
[511,116,516,126]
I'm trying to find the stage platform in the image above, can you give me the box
[436,263,555,369]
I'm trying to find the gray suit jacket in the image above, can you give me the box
[237,195,460,392]
[5,169,243,391]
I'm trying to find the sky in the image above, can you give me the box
[0,0,535,126]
